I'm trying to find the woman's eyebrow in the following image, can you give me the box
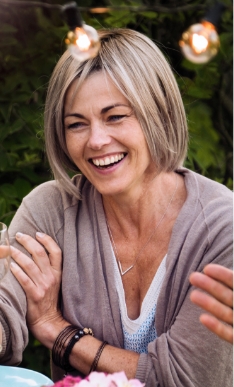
[101,104,129,114]
[64,113,85,119]
[64,104,130,119]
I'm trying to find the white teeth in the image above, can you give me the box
[105,157,110,165]
[92,153,125,167]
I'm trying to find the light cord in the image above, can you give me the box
[0,0,207,14]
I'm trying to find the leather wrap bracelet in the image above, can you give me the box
[52,325,93,372]
[89,341,108,373]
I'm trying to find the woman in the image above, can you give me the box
[0,29,232,386]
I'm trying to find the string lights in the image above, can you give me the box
[179,3,225,64]
[62,2,100,61]
[0,0,226,64]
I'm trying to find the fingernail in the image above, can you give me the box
[16,232,23,239]
[36,232,45,238]
[10,261,17,269]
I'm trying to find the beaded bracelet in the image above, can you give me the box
[52,325,93,371]
[89,341,108,373]
[63,328,94,372]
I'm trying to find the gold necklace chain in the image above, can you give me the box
[106,175,178,276]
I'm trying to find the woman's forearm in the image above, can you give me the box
[69,334,139,378]
[38,319,139,378]
[34,318,139,378]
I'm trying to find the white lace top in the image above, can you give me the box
[111,248,167,354]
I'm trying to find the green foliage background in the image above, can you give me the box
[0,0,232,377]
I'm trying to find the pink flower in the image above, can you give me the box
[104,372,144,387]
[86,372,113,387]
[50,375,82,387]
[51,372,144,387]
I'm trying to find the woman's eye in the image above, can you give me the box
[66,122,86,130]
[108,115,126,122]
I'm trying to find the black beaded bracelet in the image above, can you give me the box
[52,325,94,371]
[63,328,94,372]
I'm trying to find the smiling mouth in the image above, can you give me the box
[89,153,127,169]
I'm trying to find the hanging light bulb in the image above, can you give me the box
[65,24,100,61]
[179,21,219,64]
[179,3,225,64]
[62,2,100,62]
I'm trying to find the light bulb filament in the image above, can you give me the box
[75,28,91,51]
[192,33,209,54]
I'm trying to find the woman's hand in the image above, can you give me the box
[10,232,69,349]
[190,264,233,344]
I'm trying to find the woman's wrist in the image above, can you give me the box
[52,325,95,372]
[69,335,103,374]
[30,317,71,350]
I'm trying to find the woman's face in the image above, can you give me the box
[64,71,157,198]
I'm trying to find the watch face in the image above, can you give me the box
[0,366,53,387]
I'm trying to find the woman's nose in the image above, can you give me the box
[87,123,111,150]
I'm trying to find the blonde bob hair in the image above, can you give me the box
[44,28,188,198]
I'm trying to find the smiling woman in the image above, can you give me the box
[0,28,232,387]
[45,29,188,199]
[63,71,154,197]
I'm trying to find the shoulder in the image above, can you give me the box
[178,168,233,209]
[21,174,85,211]
[19,174,99,229]
[177,168,232,242]
[9,174,92,238]
[16,176,82,234]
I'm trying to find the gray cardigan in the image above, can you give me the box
[0,168,233,386]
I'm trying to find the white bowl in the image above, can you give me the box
[0,366,53,386]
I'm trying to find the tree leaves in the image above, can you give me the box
[186,102,224,172]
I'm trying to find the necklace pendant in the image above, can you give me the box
[118,261,134,276]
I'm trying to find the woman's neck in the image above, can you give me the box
[102,171,180,240]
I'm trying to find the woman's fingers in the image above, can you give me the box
[11,246,46,291]
[10,258,58,305]
[15,232,50,273]
[9,233,64,344]
[10,233,62,294]
[203,264,233,289]
[189,271,233,308]
[35,232,62,272]
[199,313,233,344]
[190,289,233,325]
[190,266,233,343]
[10,258,63,341]
[15,232,62,274]
[10,260,38,294]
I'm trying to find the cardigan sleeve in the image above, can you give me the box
[0,180,65,365]
[137,280,232,387]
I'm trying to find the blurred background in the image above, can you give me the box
[0,0,233,376]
